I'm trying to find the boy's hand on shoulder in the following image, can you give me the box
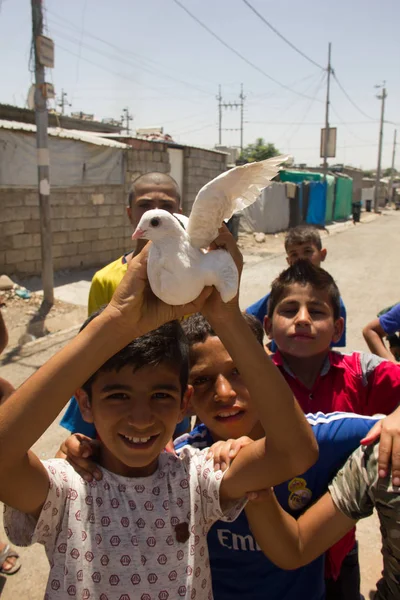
[361,407,400,486]
[207,436,254,472]
[107,244,213,336]
[56,434,103,482]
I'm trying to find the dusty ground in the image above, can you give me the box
[0,288,87,349]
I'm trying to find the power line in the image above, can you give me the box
[46,9,215,97]
[50,22,214,98]
[241,0,325,70]
[332,73,377,121]
[275,72,326,148]
[174,123,215,136]
[171,0,323,103]
[247,120,377,126]
[330,105,372,144]
[71,0,88,104]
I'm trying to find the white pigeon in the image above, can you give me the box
[132,155,288,305]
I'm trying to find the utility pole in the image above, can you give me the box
[58,88,71,115]
[121,107,133,135]
[31,0,54,305]
[322,42,332,179]
[216,85,244,151]
[217,85,222,145]
[374,83,387,212]
[388,129,397,205]
[240,83,245,155]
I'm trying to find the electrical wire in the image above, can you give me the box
[330,105,374,144]
[332,73,377,121]
[174,123,215,136]
[241,0,325,70]
[72,0,88,104]
[46,8,215,97]
[171,0,323,103]
[276,72,326,148]
[49,20,214,98]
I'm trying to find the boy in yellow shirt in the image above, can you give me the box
[88,171,182,314]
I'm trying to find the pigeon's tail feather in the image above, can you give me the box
[187,155,289,248]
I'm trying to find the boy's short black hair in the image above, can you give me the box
[128,172,181,209]
[182,312,264,349]
[284,225,323,252]
[267,260,341,320]
[80,309,189,398]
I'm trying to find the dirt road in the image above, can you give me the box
[0,210,399,598]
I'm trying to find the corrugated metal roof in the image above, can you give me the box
[0,120,129,149]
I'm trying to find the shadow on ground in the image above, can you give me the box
[14,268,96,294]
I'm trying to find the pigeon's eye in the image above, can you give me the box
[150,217,160,227]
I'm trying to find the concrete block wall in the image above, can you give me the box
[0,187,132,276]
[124,139,170,192]
[0,139,227,276]
[182,147,228,214]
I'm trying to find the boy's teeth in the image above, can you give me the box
[218,410,240,418]
[124,435,151,443]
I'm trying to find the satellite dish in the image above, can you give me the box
[27,84,35,110]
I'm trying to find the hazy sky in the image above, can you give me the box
[1,0,399,169]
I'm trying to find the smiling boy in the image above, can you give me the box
[88,172,182,315]
[0,239,317,599]
[62,172,188,439]
[174,309,397,600]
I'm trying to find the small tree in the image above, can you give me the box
[382,167,398,178]
[240,138,280,163]
[362,169,374,178]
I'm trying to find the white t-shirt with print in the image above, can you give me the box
[4,447,245,600]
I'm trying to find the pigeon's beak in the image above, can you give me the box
[132,227,146,240]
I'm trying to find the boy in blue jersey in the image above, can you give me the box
[243,438,400,600]
[60,310,400,600]
[246,224,347,349]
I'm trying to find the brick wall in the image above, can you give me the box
[0,138,227,276]
[124,139,170,192]
[0,187,133,276]
[182,147,228,213]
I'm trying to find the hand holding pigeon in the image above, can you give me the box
[132,155,288,305]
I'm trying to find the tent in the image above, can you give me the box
[240,182,289,233]
[334,177,353,220]
[279,170,335,225]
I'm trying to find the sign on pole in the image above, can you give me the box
[320,127,337,158]
[36,35,54,68]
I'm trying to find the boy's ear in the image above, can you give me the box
[320,248,327,262]
[263,315,273,339]
[332,317,345,344]
[285,255,290,266]
[179,385,193,420]
[75,388,95,424]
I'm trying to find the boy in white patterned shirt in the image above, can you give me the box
[0,235,317,599]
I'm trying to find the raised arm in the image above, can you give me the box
[362,318,394,362]
[0,246,211,516]
[202,231,318,503]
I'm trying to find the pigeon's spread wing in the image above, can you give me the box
[186,155,288,248]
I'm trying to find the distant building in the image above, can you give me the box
[0,103,123,134]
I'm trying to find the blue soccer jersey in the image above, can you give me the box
[174,411,379,600]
